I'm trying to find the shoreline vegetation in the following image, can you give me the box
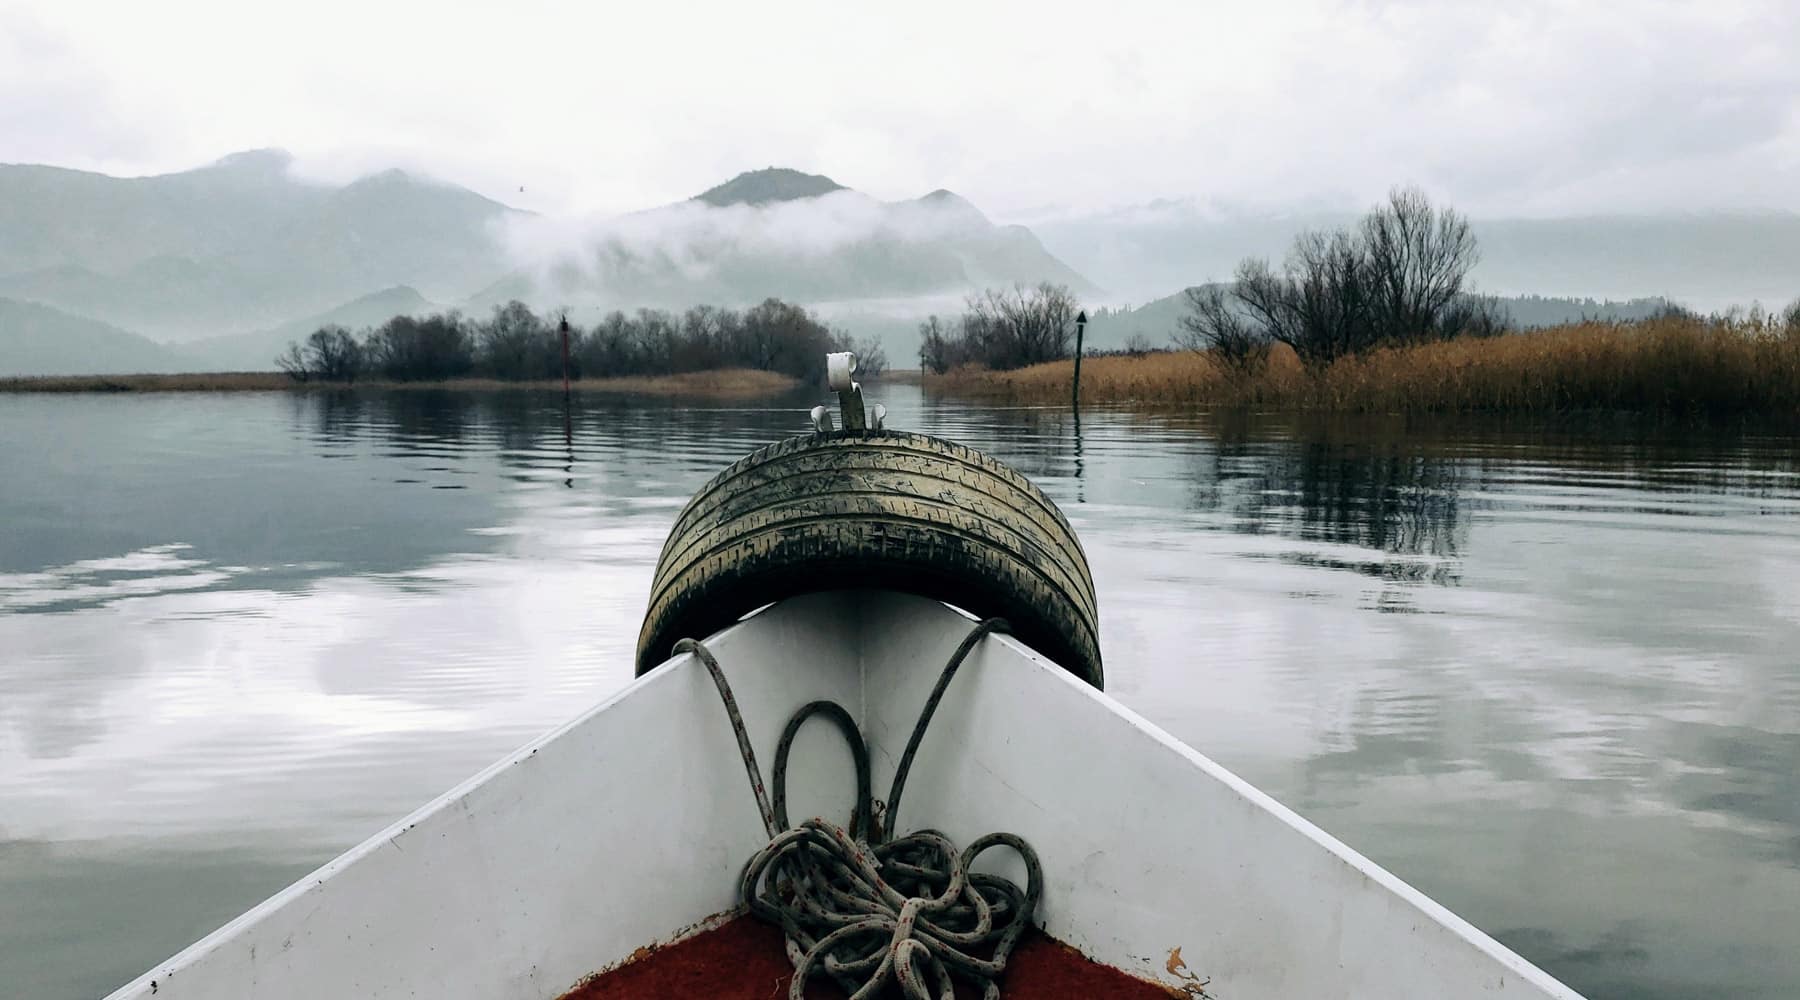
[0,368,801,399]
[915,189,1799,419]
[272,297,885,387]
[8,193,1796,416]
[1,296,875,400]
[928,314,1800,416]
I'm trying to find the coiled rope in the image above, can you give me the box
[674,617,1042,1000]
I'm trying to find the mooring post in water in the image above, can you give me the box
[1072,309,1087,412]
[559,313,575,486]
[559,314,572,395]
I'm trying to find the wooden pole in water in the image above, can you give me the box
[1072,310,1086,412]
[559,312,574,487]
[559,314,572,395]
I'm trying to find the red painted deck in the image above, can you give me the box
[559,916,1177,999]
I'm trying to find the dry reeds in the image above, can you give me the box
[0,368,800,399]
[929,316,1800,416]
[0,372,296,393]
[577,369,800,398]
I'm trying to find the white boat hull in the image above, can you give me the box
[105,591,1582,999]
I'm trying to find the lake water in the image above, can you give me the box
[2,385,1798,1000]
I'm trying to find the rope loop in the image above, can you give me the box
[681,617,1040,1000]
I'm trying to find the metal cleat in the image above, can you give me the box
[825,351,869,431]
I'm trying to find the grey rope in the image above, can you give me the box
[673,617,1042,1000]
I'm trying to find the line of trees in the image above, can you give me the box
[278,298,886,384]
[1177,187,1510,375]
[918,282,1082,373]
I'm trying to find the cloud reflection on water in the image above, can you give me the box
[2,389,1799,999]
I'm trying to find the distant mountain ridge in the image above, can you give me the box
[183,285,440,371]
[0,298,184,376]
[7,149,1796,378]
[0,150,518,341]
[0,154,1097,375]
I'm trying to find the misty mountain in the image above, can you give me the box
[0,150,517,341]
[695,167,846,206]
[0,298,184,376]
[492,168,1095,311]
[183,285,440,371]
[17,149,1782,378]
[1035,202,1800,312]
[0,150,318,276]
[0,151,1093,377]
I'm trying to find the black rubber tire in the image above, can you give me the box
[636,429,1102,688]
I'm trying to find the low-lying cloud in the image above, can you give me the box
[492,188,1015,309]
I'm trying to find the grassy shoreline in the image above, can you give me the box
[928,317,1800,417]
[0,368,801,399]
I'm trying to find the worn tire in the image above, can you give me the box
[636,430,1102,687]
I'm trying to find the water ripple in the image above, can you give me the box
[2,389,1799,999]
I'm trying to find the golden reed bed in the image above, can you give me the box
[0,368,799,400]
[929,317,1800,416]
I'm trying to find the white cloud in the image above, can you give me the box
[498,187,995,296]
[3,0,1797,218]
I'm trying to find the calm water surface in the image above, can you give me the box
[2,386,1798,999]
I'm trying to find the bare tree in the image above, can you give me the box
[1288,229,1375,366]
[578,310,637,376]
[919,315,956,373]
[676,305,723,371]
[1437,295,1510,340]
[1231,235,1372,371]
[631,308,680,373]
[1203,189,1496,369]
[845,336,888,377]
[1233,257,1300,353]
[1361,186,1479,343]
[477,302,553,380]
[275,342,309,382]
[1177,284,1270,375]
[305,325,364,382]
[742,298,834,380]
[366,313,475,381]
[960,283,1080,369]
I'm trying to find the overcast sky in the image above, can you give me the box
[3,0,1797,220]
